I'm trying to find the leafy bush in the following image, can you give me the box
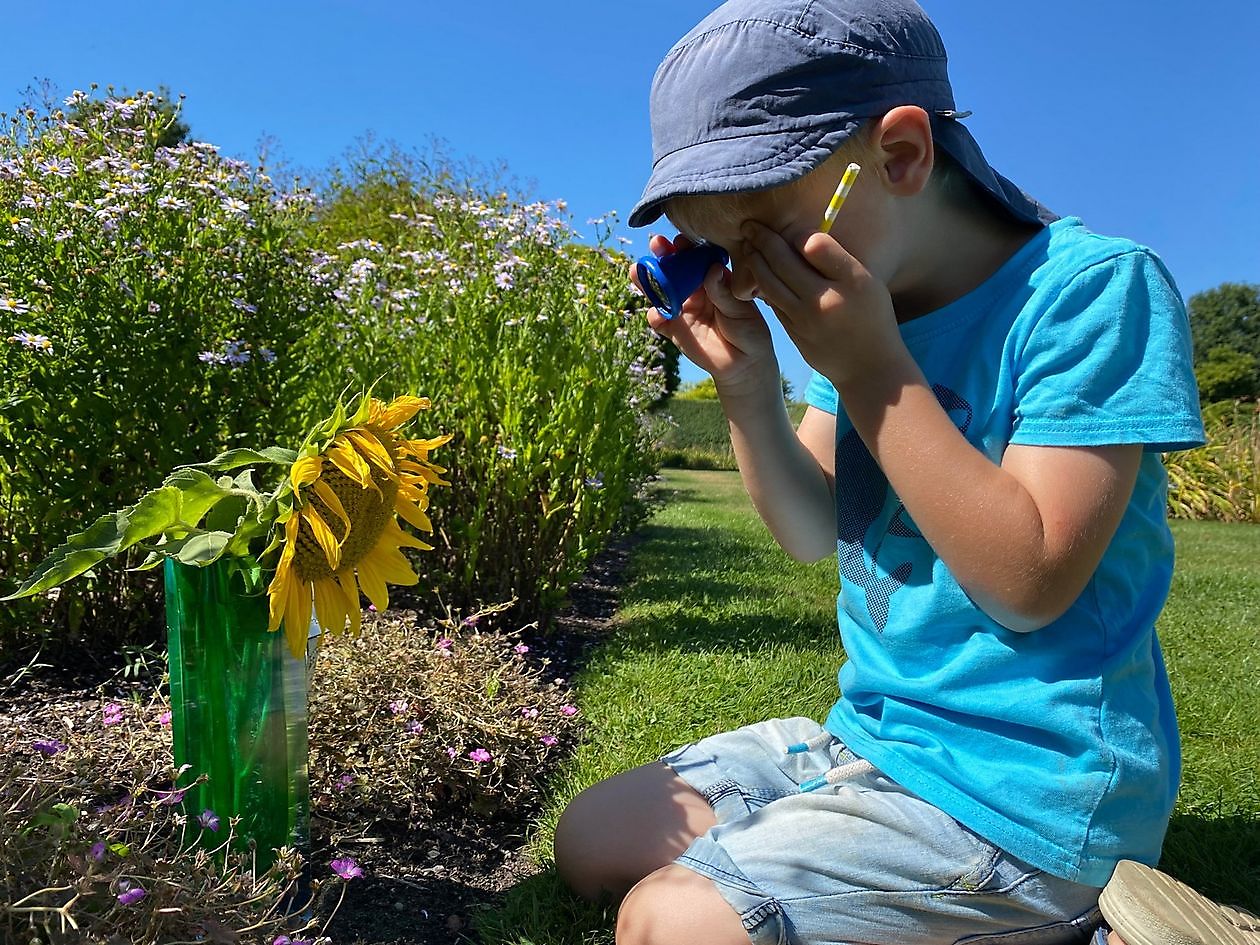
[1165,400,1260,523]
[2,92,664,652]
[293,146,666,616]
[0,89,329,649]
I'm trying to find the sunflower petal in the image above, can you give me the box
[394,495,433,532]
[326,438,374,490]
[312,575,347,636]
[387,518,433,551]
[346,430,396,475]
[283,577,312,660]
[300,504,341,571]
[311,479,351,541]
[290,455,323,490]
[372,396,431,429]
[267,517,300,632]
[335,570,362,636]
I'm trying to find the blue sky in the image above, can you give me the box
[6,1,1259,396]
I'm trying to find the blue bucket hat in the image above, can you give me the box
[628,0,1056,229]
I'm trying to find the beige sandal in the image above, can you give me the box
[1099,860,1260,945]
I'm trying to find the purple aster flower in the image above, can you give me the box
[117,885,147,906]
[154,786,188,806]
[102,703,125,726]
[197,809,220,831]
[388,699,409,715]
[334,773,353,792]
[89,841,106,861]
[405,720,424,734]
[33,738,67,756]
[435,636,454,652]
[331,857,364,880]
[460,615,480,628]
[541,735,559,747]
[469,748,492,763]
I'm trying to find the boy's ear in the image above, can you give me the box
[872,106,935,197]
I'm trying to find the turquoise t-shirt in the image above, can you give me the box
[804,217,1205,887]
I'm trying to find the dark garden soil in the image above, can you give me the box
[1,534,635,945]
[319,536,634,945]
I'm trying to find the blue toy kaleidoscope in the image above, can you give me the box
[635,243,731,318]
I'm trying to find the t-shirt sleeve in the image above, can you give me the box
[804,370,839,415]
[1010,250,1206,452]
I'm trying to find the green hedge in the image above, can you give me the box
[653,398,807,469]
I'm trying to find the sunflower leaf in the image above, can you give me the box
[182,446,299,472]
[2,470,234,600]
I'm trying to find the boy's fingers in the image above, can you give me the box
[741,221,823,298]
[741,241,800,310]
[800,230,867,284]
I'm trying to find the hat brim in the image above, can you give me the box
[931,114,1058,227]
[628,113,1057,230]
[627,119,864,229]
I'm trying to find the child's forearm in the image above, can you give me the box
[717,374,837,562]
[834,351,1138,632]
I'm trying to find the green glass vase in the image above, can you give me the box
[164,557,312,874]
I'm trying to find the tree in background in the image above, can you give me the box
[1188,282,1260,403]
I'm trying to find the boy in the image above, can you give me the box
[553,2,1207,945]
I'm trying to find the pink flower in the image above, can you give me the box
[469,748,492,763]
[446,747,458,760]
[435,637,454,653]
[158,710,172,726]
[513,643,530,655]
[331,856,364,880]
[541,735,558,747]
[117,885,147,905]
[102,703,125,726]
[519,707,539,719]
[559,704,578,717]
[334,773,353,792]
[389,699,409,715]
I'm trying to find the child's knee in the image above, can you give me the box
[617,865,748,945]
[553,783,613,897]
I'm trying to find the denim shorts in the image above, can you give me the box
[661,717,1103,945]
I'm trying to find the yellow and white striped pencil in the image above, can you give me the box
[819,162,861,234]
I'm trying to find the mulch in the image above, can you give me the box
[1,534,635,945]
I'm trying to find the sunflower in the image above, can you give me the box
[267,395,451,657]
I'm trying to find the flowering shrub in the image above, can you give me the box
[1,92,664,649]
[0,88,329,647]
[0,690,315,943]
[292,149,666,616]
[309,606,581,826]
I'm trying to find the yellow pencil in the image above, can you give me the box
[819,162,861,234]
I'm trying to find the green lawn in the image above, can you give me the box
[478,468,1260,944]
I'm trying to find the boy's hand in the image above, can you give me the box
[629,234,778,395]
[737,220,905,389]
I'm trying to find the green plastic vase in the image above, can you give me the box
[164,557,312,874]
